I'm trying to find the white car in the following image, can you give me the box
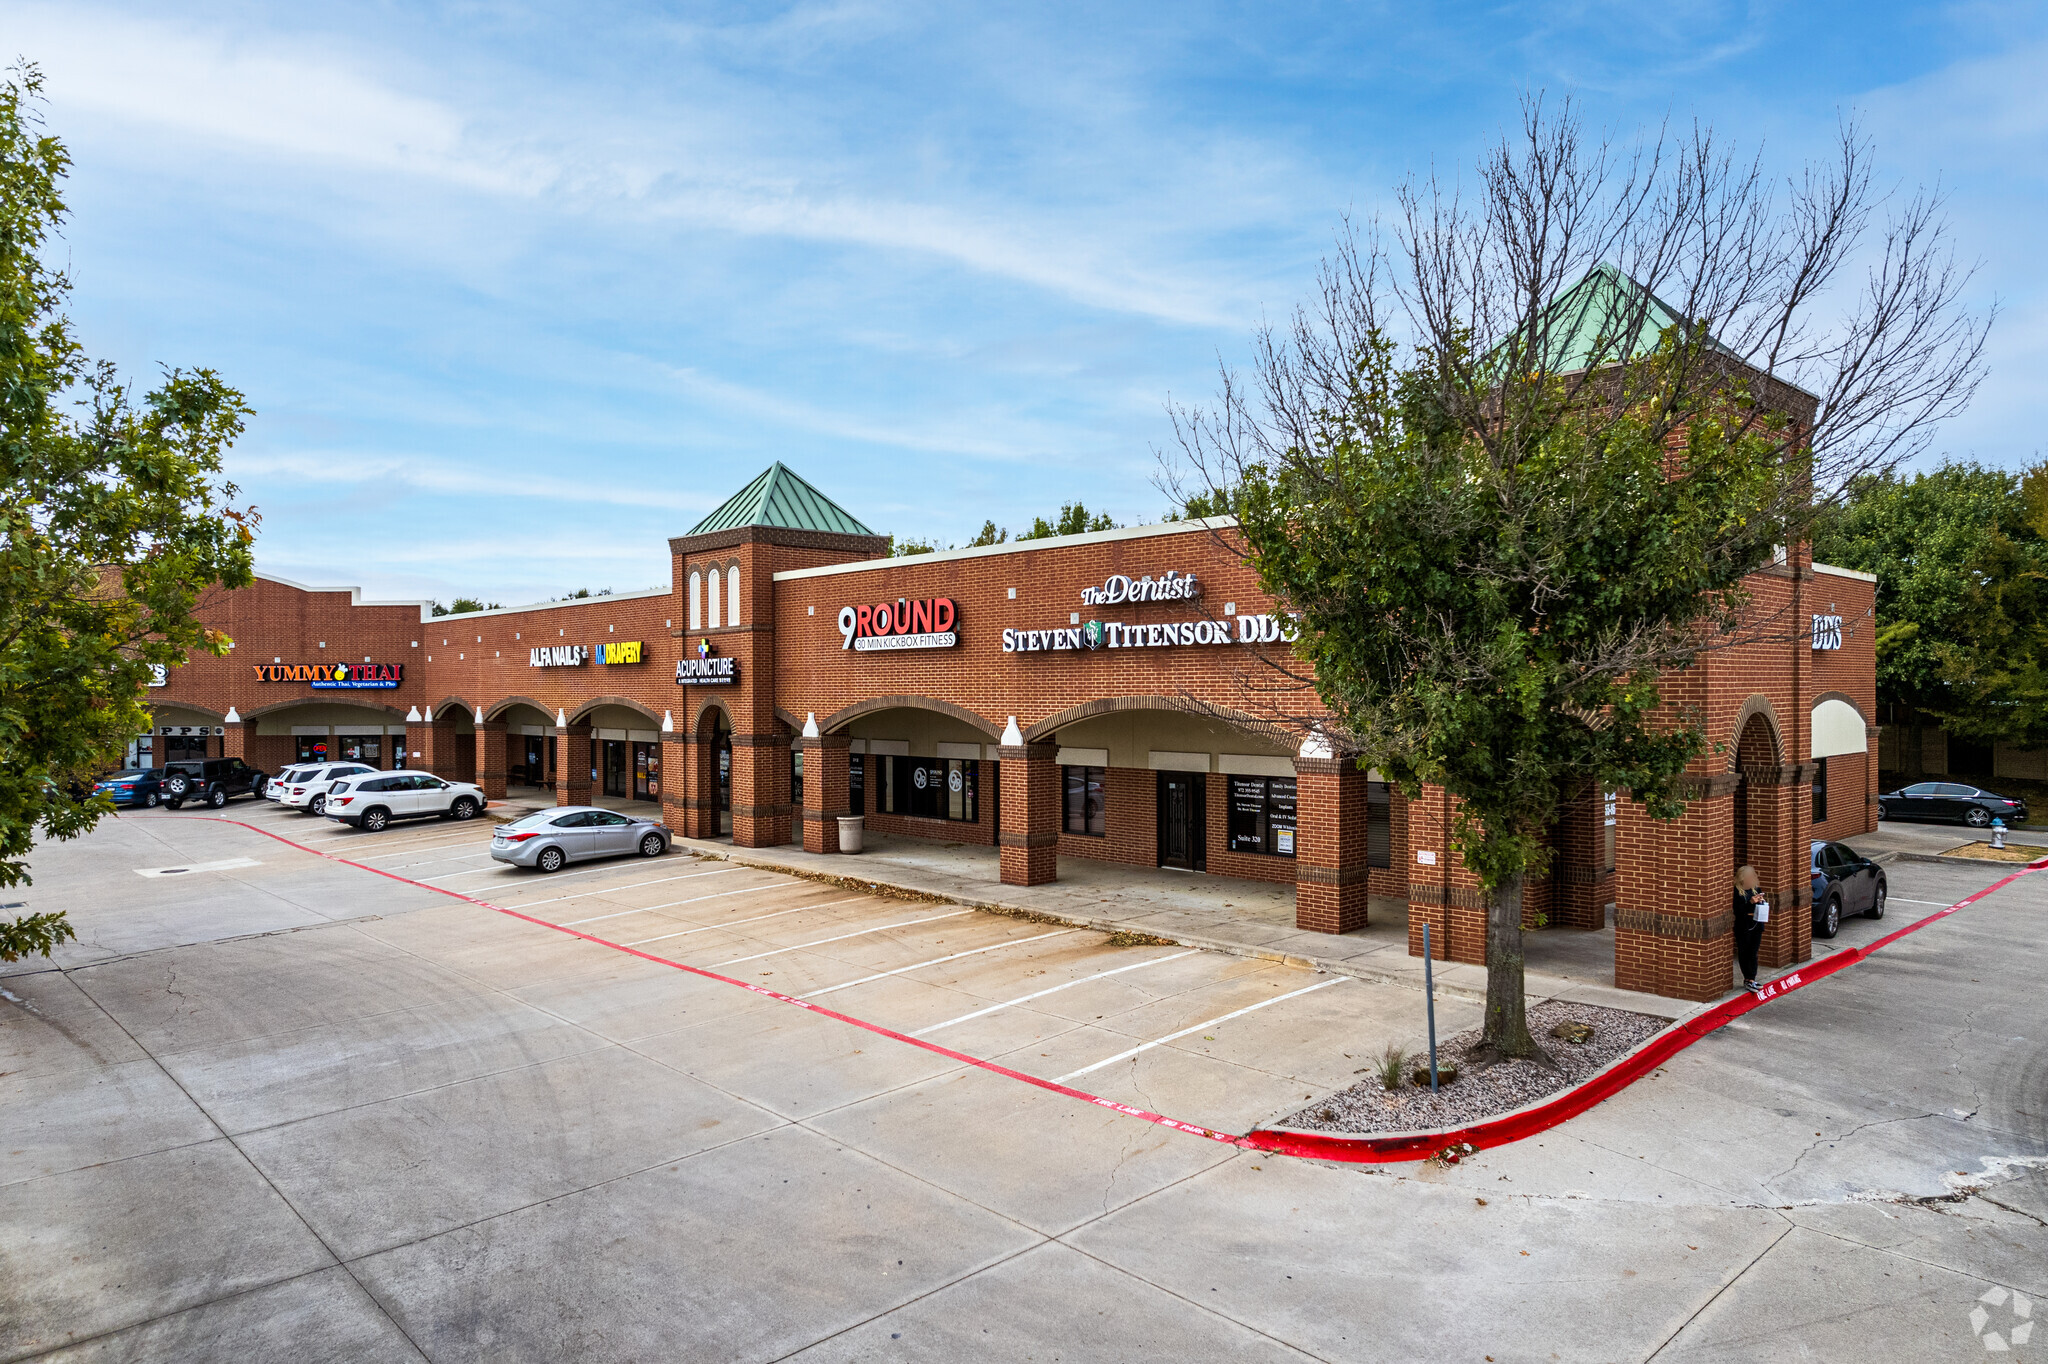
[264,766,313,802]
[325,771,489,831]
[277,762,378,816]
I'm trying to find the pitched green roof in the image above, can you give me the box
[1515,263,1726,374]
[686,463,877,537]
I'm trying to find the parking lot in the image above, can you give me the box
[4,800,2044,1361]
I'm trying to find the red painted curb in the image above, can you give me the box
[203,815,2045,1165]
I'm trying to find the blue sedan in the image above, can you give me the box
[92,769,165,808]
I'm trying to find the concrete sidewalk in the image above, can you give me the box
[663,827,1697,1021]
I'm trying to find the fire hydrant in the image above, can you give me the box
[1992,818,2007,851]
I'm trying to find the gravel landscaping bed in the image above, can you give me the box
[1278,999,1671,1136]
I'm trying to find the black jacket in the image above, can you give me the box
[1733,888,1764,928]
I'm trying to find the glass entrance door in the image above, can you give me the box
[633,741,658,800]
[718,734,732,835]
[602,740,629,798]
[1156,772,1205,871]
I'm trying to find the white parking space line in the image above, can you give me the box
[1890,897,1964,906]
[556,876,770,924]
[799,929,1076,999]
[911,949,1200,1036]
[360,850,496,870]
[622,897,868,946]
[354,840,496,861]
[508,870,732,908]
[1052,976,1349,1083]
[712,911,973,967]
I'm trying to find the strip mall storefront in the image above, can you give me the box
[147,464,1877,1001]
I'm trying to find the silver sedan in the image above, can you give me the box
[491,806,672,874]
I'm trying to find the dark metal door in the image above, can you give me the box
[1157,772,1205,871]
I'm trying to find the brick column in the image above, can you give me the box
[221,719,247,761]
[800,732,852,854]
[1293,755,1369,933]
[474,721,507,799]
[424,713,460,778]
[661,733,694,838]
[555,724,593,808]
[1746,762,1816,970]
[730,733,786,848]
[404,720,431,771]
[1404,783,1487,963]
[997,741,1060,886]
[1614,779,1737,1000]
[1551,787,1611,930]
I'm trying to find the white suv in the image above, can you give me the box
[278,763,378,816]
[325,771,489,831]
[265,766,314,802]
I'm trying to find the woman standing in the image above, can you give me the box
[1733,865,1769,994]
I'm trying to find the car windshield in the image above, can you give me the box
[501,813,552,830]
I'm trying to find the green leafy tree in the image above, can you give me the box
[1017,502,1117,540]
[1175,104,1984,1054]
[1163,489,1231,521]
[965,520,1008,547]
[0,68,257,958]
[1811,460,2045,770]
[890,536,937,556]
[431,596,500,616]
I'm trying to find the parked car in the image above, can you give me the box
[491,806,670,873]
[1878,782,2028,829]
[91,769,165,808]
[324,771,488,831]
[162,757,270,809]
[277,762,378,816]
[265,765,318,802]
[1810,839,1887,939]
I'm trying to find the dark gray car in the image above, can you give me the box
[491,806,670,873]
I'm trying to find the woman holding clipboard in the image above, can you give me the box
[1733,865,1769,993]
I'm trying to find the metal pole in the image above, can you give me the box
[1424,923,1439,1092]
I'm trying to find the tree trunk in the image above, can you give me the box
[1477,869,1547,1062]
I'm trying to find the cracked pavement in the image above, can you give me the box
[1,812,2042,1361]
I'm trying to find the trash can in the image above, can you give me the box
[838,815,864,854]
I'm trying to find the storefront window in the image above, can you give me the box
[790,747,804,807]
[1812,758,1828,824]
[634,742,658,800]
[849,754,865,816]
[1063,766,1106,836]
[339,735,383,766]
[884,756,977,822]
[295,736,330,764]
[1603,788,1617,872]
[1227,775,1297,857]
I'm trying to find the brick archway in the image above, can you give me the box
[820,695,1001,739]
[1022,695,1274,744]
[568,695,663,728]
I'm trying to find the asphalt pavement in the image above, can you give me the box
[1,802,2041,1362]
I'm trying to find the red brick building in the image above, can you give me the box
[146,461,1875,1001]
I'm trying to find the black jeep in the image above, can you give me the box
[161,757,270,810]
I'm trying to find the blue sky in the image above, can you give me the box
[9,1,2044,604]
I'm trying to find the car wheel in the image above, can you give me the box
[1869,878,1886,920]
[164,774,190,797]
[361,807,390,832]
[1874,802,1887,822]
[639,832,664,858]
[1815,894,1841,939]
[207,786,228,809]
[536,846,565,873]
[309,794,326,816]
[145,791,160,808]
[252,776,267,797]
[1964,806,1991,829]
[450,797,480,821]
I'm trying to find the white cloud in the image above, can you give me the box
[10,2,1280,328]
[228,450,719,513]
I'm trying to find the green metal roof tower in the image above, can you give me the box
[687,463,877,537]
